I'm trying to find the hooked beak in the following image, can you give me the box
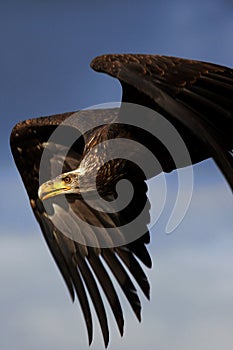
[38,179,72,201]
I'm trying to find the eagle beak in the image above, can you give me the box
[38,179,72,201]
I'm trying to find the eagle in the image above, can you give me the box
[10,54,233,347]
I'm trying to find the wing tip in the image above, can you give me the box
[104,336,109,348]
[90,54,109,72]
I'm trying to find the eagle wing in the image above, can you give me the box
[91,54,233,190]
[10,108,151,348]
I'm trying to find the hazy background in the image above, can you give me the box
[1,1,232,349]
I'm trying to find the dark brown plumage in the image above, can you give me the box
[10,54,233,347]
[91,54,233,189]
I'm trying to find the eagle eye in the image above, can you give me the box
[63,175,72,184]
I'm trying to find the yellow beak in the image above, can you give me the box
[38,179,71,201]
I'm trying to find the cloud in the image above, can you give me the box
[1,160,232,349]
[1,188,232,350]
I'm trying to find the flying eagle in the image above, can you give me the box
[10,54,233,347]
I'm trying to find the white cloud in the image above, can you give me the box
[1,161,232,350]
[1,198,233,350]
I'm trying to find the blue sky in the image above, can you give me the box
[1,1,233,349]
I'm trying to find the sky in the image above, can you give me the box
[1,1,233,349]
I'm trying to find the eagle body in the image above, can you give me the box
[10,54,233,347]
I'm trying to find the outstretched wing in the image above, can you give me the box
[91,54,233,190]
[10,108,152,348]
